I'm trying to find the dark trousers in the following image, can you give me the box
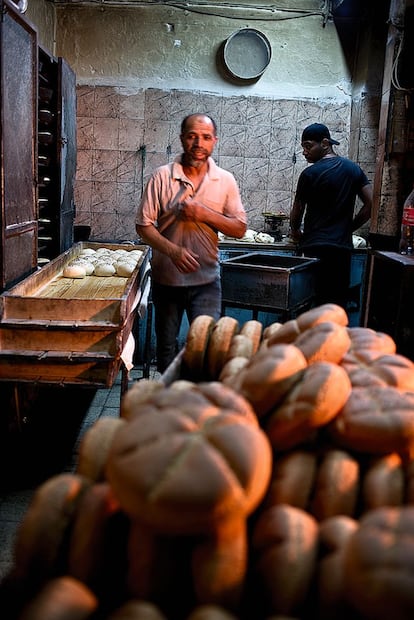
[151,278,221,373]
[300,246,351,310]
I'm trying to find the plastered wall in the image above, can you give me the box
[26,0,383,241]
[55,3,351,100]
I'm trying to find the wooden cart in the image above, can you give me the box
[0,242,150,390]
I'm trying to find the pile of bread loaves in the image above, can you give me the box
[2,303,414,620]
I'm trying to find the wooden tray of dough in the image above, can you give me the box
[0,242,149,321]
[0,242,150,387]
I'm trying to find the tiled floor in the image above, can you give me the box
[0,365,157,585]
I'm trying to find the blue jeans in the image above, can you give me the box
[151,277,222,372]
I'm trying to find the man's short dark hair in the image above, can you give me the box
[181,113,217,136]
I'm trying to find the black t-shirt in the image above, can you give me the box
[296,156,370,250]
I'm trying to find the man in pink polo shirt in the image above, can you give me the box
[136,113,247,372]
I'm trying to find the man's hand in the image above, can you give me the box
[178,198,203,221]
[170,245,200,273]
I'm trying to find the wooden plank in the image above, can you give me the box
[0,326,122,354]
[0,318,120,329]
[1,297,124,323]
[0,350,114,360]
[0,359,120,386]
[0,348,120,386]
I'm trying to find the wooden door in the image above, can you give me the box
[0,0,38,291]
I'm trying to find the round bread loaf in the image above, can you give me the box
[106,384,272,534]
[76,416,126,481]
[192,381,258,425]
[310,449,360,521]
[206,316,240,380]
[327,385,414,456]
[182,314,216,380]
[342,352,414,392]
[17,576,98,620]
[267,303,349,347]
[126,520,190,610]
[297,303,349,328]
[319,514,359,553]
[107,599,168,619]
[266,317,301,345]
[317,515,359,620]
[263,449,317,511]
[235,343,308,418]
[225,334,254,362]
[345,326,396,360]
[12,474,90,583]
[239,319,263,354]
[191,515,248,611]
[186,604,239,619]
[67,482,124,592]
[343,506,414,619]
[293,321,351,365]
[265,361,352,451]
[251,504,319,616]
[405,459,414,504]
[168,379,196,391]
[361,453,404,512]
[124,381,256,426]
[120,379,165,420]
[261,321,283,345]
[219,356,250,385]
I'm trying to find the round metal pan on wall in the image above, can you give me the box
[219,28,272,84]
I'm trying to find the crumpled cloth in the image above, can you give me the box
[352,234,367,248]
[120,263,151,371]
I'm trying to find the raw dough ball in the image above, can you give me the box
[69,259,94,275]
[113,249,129,257]
[79,248,96,257]
[81,262,95,275]
[63,265,86,279]
[95,248,112,259]
[94,263,116,277]
[116,262,136,277]
[129,249,143,260]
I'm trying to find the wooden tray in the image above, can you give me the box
[0,242,148,322]
[0,242,150,387]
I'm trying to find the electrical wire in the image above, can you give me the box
[50,0,330,24]
[391,28,414,93]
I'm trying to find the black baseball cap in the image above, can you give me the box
[301,123,340,145]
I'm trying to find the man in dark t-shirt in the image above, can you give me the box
[290,123,372,310]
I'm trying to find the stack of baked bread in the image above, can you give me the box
[3,303,414,620]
